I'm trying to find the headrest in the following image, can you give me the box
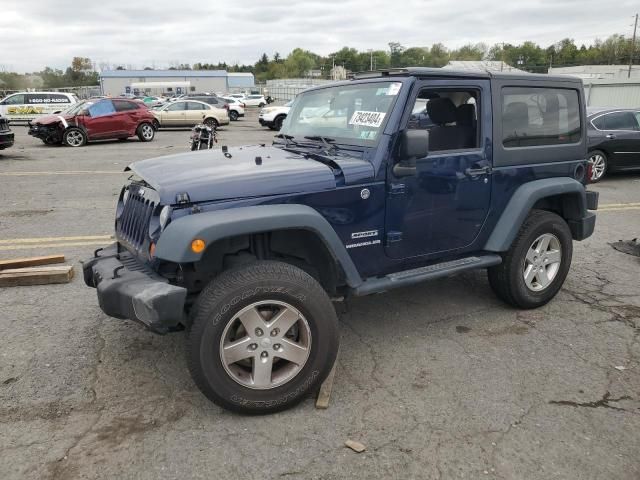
[504,102,529,127]
[427,97,457,125]
[456,104,476,127]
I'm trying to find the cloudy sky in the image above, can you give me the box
[2,0,637,72]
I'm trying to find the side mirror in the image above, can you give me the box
[80,109,90,117]
[393,130,429,177]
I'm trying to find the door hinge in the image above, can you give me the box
[386,231,403,244]
[389,183,406,195]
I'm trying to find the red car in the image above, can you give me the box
[28,98,157,147]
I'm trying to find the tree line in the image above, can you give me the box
[0,33,637,90]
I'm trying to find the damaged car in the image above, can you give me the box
[28,98,157,147]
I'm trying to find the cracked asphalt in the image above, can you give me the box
[1,111,639,479]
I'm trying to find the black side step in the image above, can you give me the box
[353,254,502,296]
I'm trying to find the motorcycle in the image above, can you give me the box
[190,123,217,151]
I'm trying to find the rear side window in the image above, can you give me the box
[26,93,71,104]
[187,102,207,110]
[592,111,639,131]
[113,100,139,112]
[502,87,581,147]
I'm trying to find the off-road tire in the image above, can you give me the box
[488,209,573,309]
[187,261,339,414]
[136,123,155,142]
[229,110,239,121]
[63,127,87,147]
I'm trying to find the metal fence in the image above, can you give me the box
[260,79,336,101]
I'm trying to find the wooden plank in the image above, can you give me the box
[0,255,65,270]
[0,265,74,287]
[315,356,338,409]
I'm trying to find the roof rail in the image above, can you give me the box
[351,68,410,79]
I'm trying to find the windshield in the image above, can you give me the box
[280,81,402,146]
[63,100,94,115]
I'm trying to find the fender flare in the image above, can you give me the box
[154,204,363,288]
[484,177,587,252]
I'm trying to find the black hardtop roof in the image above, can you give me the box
[350,67,582,85]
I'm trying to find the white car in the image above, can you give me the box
[226,93,246,101]
[243,94,268,107]
[221,97,246,121]
[258,101,292,130]
[0,91,79,121]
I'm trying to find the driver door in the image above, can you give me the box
[385,79,492,259]
[161,102,187,126]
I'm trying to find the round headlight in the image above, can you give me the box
[159,205,171,230]
[122,189,130,205]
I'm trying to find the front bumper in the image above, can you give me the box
[82,243,187,334]
[0,131,14,149]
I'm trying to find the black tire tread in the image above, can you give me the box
[187,260,338,414]
[488,209,572,309]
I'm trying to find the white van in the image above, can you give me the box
[0,92,79,121]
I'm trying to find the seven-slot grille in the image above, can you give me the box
[117,190,156,249]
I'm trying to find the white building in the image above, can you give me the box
[99,70,255,96]
[548,65,640,80]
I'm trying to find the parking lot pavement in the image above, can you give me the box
[1,112,639,480]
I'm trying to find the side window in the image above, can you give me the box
[113,100,138,112]
[408,89,479,152]
[591,115,607,130]
[88,100,116,117]
[25,94,42,104]
[4,94,25,105]
[502,87,581,147]
[51,94,71,104]
[599,112,639,131]
[188,102,206,110]
[167,102,186,111]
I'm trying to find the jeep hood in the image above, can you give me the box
[127,145,374,205]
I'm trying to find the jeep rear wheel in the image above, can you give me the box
[488,209,573,309]
[187,261,339,414]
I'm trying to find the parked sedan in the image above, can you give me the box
[0,113,14,150]
[587,108,640,182]
[152,100,229,128]
[28,98,156,147]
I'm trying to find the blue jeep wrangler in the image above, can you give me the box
[84,68,598,413]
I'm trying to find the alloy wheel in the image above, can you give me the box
[141,124,154,140]
[65,130,84,147]
[522,233,562,291]
[588,153,606,181]
[219,300,312,390]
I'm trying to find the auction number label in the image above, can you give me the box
[349,111,386,128]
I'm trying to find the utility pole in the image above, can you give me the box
[368,49,374,71]
[630,13,638,78]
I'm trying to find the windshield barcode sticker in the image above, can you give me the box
[349,111,386,128]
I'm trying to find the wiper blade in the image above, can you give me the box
[274,133,294,147]
[303,135,337,155]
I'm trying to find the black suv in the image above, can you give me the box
[0,114,14,150]
[84,68,598,414]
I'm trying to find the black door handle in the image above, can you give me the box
[465,166,491,176]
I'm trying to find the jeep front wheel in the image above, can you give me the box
[187,261,339,414]
[488,209,573,309]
